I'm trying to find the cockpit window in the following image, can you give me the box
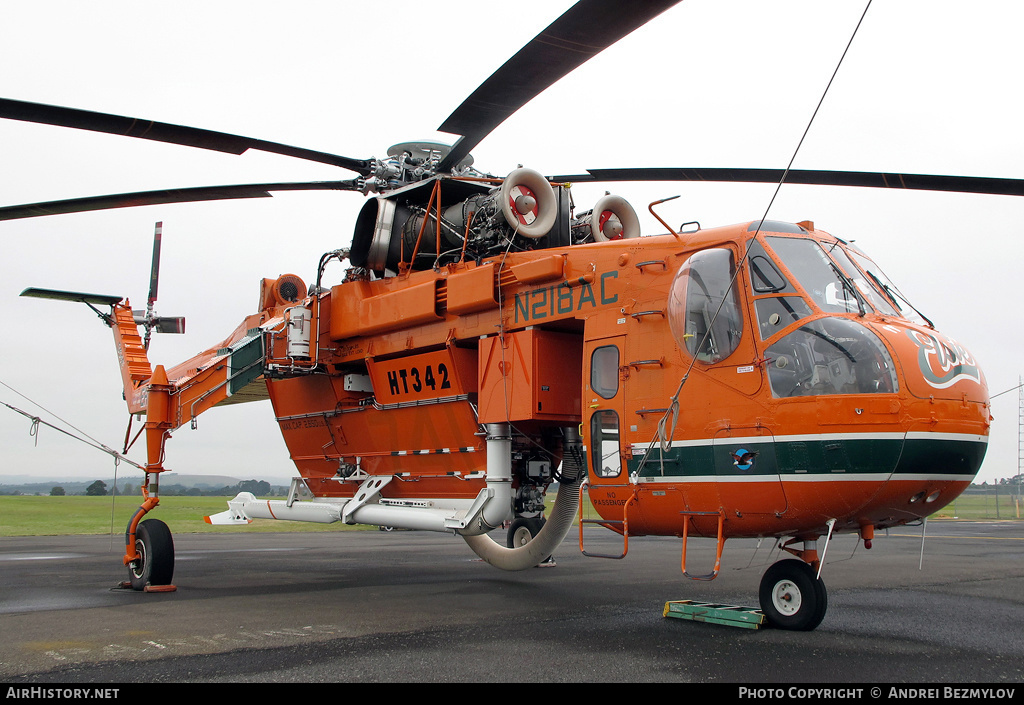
[822,242,900,317]
[668,248,744,363]
[765,237,866,315]
[765,318,898,398]
[744,238,795,295]
[754,296,813,340]
[846,248,931,327]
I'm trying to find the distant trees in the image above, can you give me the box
[122,480,281,497]
[238,480,272,496]
[11,478,284,497]
[85,480,107,496]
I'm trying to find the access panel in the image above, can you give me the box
[478,328,583,424]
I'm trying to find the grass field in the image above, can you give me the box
[0,495,370,537]
[0,491,1019,537]
[933,493,1024,521]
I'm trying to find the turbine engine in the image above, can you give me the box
[350,165,641,275]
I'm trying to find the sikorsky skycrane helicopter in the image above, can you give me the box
[1,0,1014,631]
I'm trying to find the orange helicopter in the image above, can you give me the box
[0,0,1012,631]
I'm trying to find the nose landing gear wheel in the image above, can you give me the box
[758,559,827,631]
[127,518,175,591]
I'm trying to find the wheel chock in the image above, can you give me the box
[144,584,177,593]
[113,581,177,592]
[663,600,765,629]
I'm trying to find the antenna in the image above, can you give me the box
[1018,377,1023,515]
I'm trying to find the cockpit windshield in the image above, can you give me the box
[844,246,931,327]
[764,237,865,315]
[820,242,901,317]
[761,236,930,327]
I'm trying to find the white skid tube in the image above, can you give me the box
[205,492,343,525]
[204,490,501,533]
[204,423,514,534]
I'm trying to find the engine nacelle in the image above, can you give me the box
[350,169,562,274]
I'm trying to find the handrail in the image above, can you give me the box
[577,481,637,560]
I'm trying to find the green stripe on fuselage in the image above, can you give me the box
[626,436,985,480]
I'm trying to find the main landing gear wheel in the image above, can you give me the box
[506,517,554,565]
[128,518,175,591]
[507,517,545,548]
[758,559,827,631]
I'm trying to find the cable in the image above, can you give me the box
[0,378,111,451]
[640,0,875,473]
[990,382,1023,401]
[0,380,143,470]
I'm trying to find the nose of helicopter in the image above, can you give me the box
[876,322,988,405]
[865,320,990,523]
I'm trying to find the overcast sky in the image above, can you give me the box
[1,0,1022,486]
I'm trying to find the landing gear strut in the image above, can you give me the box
[758,559,827,631]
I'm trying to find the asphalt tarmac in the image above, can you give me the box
[1,521,1023,685]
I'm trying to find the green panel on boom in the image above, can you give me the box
[228,334,265,397]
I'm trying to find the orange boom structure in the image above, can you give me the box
[2,1,1008,629]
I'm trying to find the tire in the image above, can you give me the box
[127,519,175,590]
[758,560,827,631]
[506,517,545,548]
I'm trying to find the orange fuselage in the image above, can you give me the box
[256,220,988,543]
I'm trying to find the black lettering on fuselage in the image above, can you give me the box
[512,273,617,324]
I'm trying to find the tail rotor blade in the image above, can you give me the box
[148,222,162,307]
[153,316,185,335]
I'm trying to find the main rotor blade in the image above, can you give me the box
[0,180,362,221]
[0,98,374,175]
[436,0,682,172]
[549,167,1024,197]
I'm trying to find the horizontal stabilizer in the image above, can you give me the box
[20,287,122,306]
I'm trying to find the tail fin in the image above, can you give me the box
[112,301,153,414]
